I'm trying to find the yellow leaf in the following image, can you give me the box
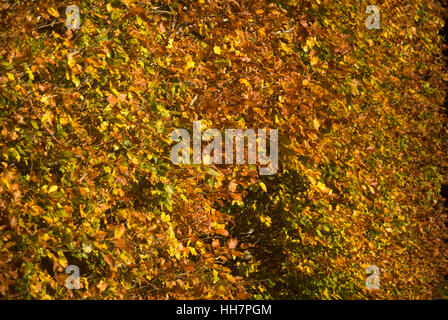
[161,212,170,223]
[114,225,126,239]
[167,38,174,49]
[57,255,68,268]
[185,55,195,69]
[313,118,320,130]
[280,42,292,54]
[82,243,92,253]
[213,46,221,55]
[48,185,58,193]
[310,56,319,66]
[25,66,34,81]
[259,182,267,192]
[260,215,272,227]
[239,78,251,88]
[117,209,128,219]
[80,205,87,218]
[306,37,315,49]
[6,72,14,81]
[47,7,60,18]
[42,216,54,224]
[41,112,52,125]
[71,74,80,87]
[316,182,326,192]
[114,188,124,197]
[188,247,197,255]
[97,280,108,292]
[60,116,69,126]
[225,274,236,283]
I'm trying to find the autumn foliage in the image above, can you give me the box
[0,0,447,299]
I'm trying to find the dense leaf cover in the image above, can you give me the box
[0,0,447,299]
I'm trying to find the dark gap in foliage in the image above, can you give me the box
[442,183,448,241]
[39,256,54,278]
[441,184,448,207]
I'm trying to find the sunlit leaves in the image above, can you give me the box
[0,0,446,301]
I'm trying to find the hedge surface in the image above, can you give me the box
[0,0,447,299]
